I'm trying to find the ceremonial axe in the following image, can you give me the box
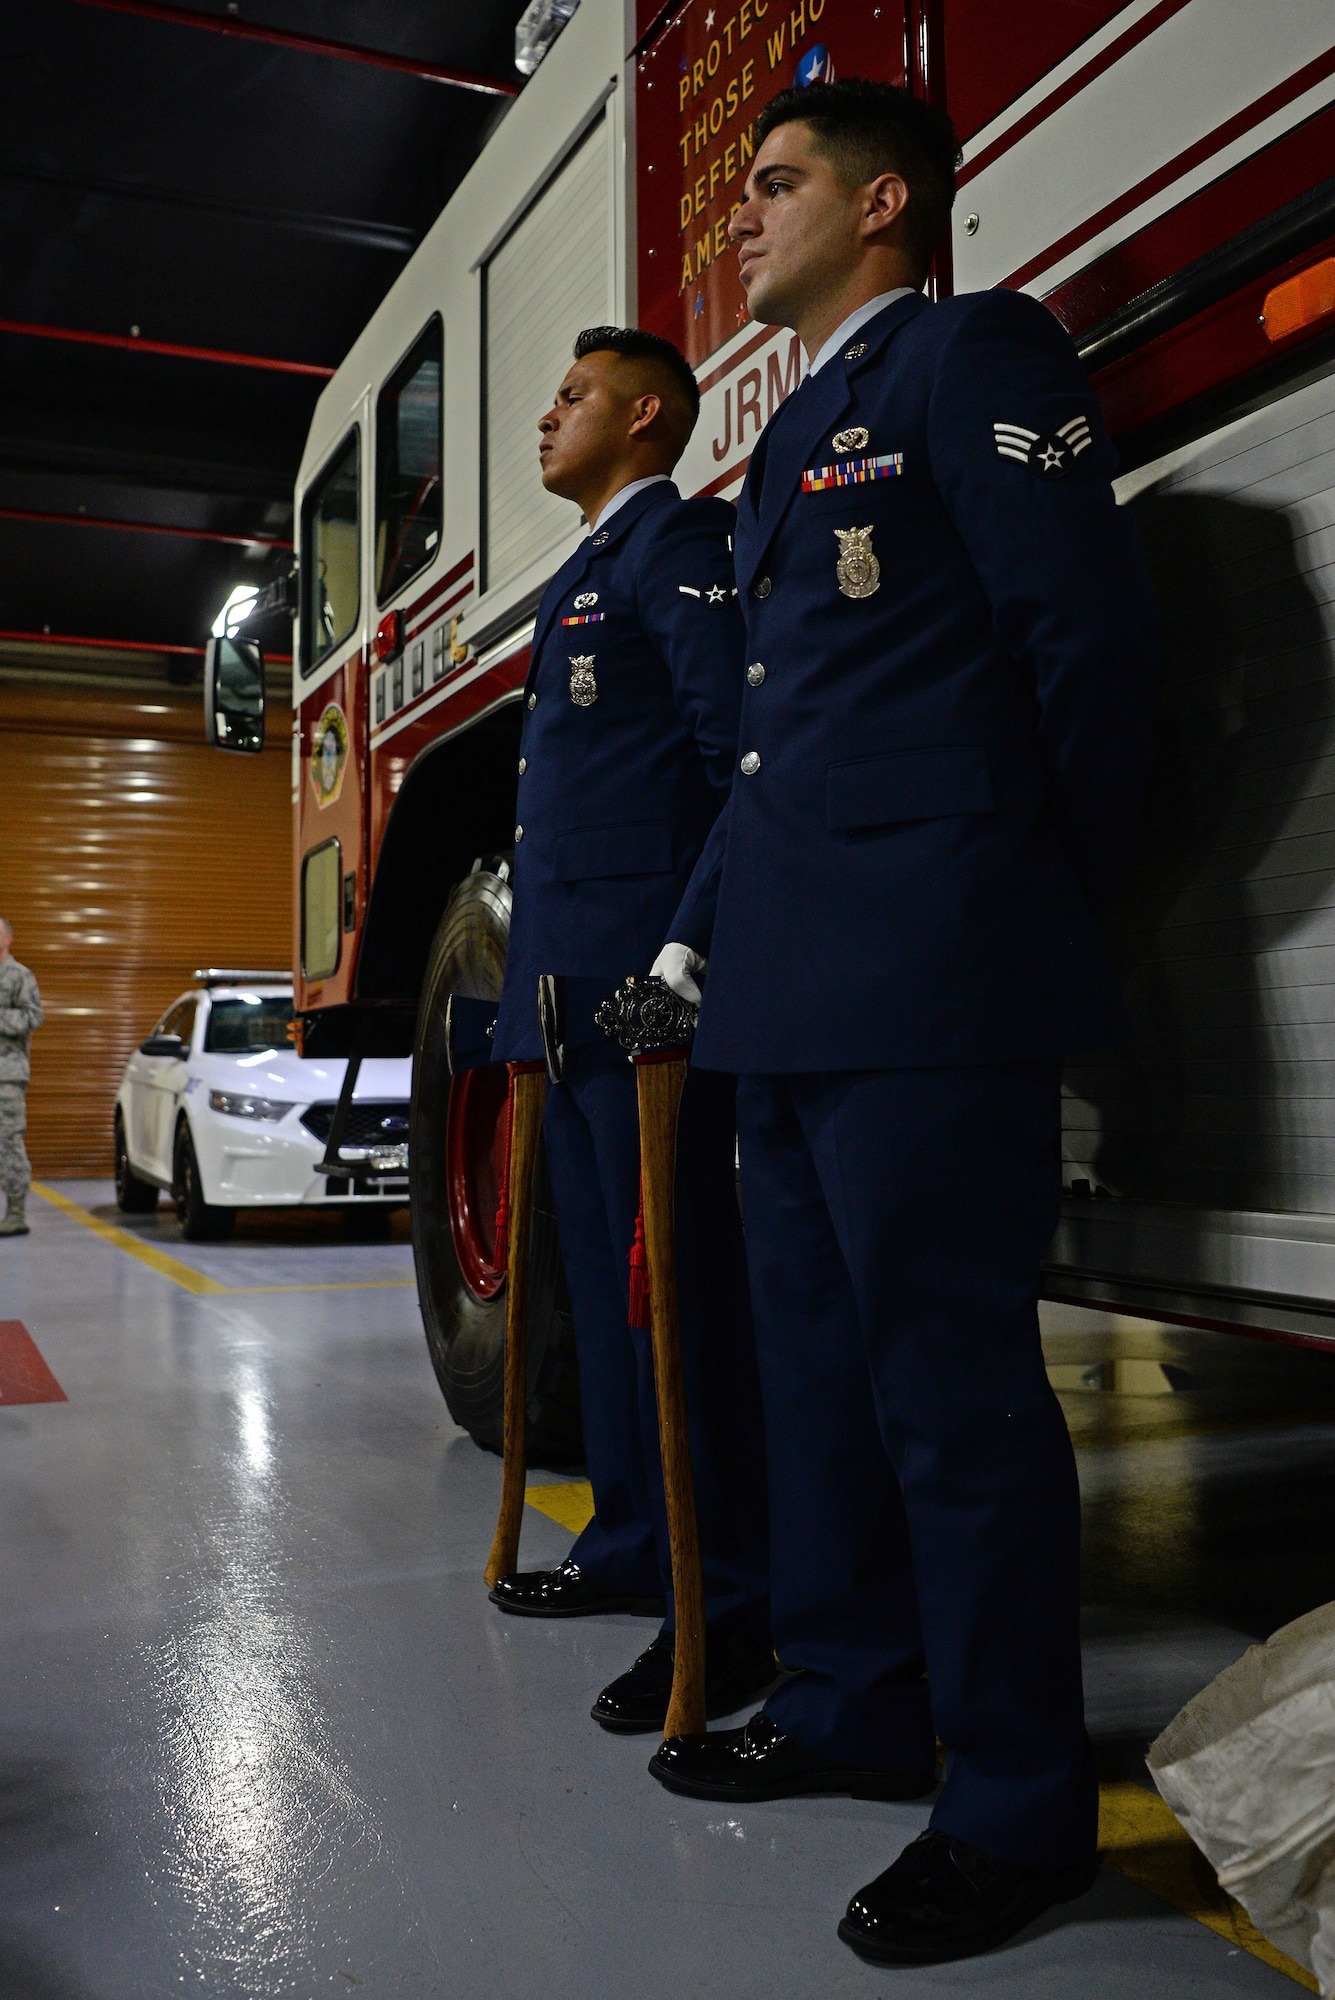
[596,972,706,1739]
[482,981,561,1589]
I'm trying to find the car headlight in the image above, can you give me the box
[209,1091,294,1121]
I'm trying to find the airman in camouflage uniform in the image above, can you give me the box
[0,918,42,1237]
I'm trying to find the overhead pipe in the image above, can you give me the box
[0,316,333,378]
[0,626,292,663]
[0,505,291,548]
[70,0,520,98]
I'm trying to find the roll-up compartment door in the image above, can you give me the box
[483,114,611,597]
[1055,361,1335,1325]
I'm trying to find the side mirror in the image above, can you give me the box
[204,634,265,753]
[139,1033,186,1058]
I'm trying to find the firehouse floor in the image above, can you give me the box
[0,1184,1330,1999]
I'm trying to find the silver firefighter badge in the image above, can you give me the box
[831,426,870,453]
[569,654,598,706]
[834,525,881,599]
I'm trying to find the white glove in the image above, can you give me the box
[651,942,706,1007]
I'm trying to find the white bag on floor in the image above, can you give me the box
[1149,1601,1335,1994]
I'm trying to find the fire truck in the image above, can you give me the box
[206,0,1335,1457]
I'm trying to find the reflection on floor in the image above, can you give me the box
[0,1183,1325,1997]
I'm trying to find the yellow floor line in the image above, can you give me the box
[31,1187,415,1298]
[525,1480,595,1533]
[32,1183,229,1294]
[225,1280,416,1295]
[1099,1781,1316,1990]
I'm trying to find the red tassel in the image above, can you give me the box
[493,1071,516,1275]
[628,1174,651,1329]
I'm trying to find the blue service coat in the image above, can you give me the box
[671,287,1160,1072]
[493,481,744,1060]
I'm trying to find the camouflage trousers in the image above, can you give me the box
[0,1084,31,1211]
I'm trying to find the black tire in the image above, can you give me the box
[410,855,582,1466]
[172,1119,236,1243]
[113,1110,159,1213]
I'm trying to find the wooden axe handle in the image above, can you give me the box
[635,1052,706,1739]
[484,1063,547,1590]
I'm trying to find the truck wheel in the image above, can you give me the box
[173,1119,236,1243]
[114,1110,159,1213]
[410,856,583,1466]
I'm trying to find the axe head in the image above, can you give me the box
[595,974,697,1058]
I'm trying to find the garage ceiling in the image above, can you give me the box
[0,0,524,669]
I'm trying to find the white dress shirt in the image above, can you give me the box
[807,287,916,376]
[589,473,673,530]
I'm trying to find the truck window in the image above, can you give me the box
[300,430,360,675]
[376,318,443,605]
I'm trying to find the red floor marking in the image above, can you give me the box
[0,1322,67,1405]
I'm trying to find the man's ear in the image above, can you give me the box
[859,171,910,246]
[628,391,665,441]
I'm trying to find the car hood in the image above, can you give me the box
[189,1053,412,1103]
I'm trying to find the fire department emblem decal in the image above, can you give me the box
[310,701,349,807]
[569,655,598,706]
[834,526,880,600]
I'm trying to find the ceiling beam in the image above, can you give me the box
[0,433,297,501]
[0,505,292,549]
[0,316,334,378]
[0,626,292,663]
[0,159,418,256]
[70,0,520,98]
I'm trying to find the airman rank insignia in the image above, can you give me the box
[844,342,870,360]
[834,526,880,599]
[561,612,605,625]
[802,452,902,492]
[569,655,598,706]
[831,427,869,453]
[993,415,1092,477]
[574,591,598,608]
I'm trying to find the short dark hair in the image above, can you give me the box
[573,325,700,421]
[755,79,959,272]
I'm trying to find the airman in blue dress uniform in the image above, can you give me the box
[649,83,1159,1965]
[489,328,773,1733]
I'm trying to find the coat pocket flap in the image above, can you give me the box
[827,746,993,830]
[554,822,674,881]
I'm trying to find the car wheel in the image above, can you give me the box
[172,1119,236,1243]
[113,1110,159,1213]
[410,855,582,1466]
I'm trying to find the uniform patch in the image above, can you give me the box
[834,525,880,599]
[569,655,598,706]
[573,591,598,608]
[832,426,870,453]
[802,453,902,492]
[993,415,1093,477]
[561,612,605,625]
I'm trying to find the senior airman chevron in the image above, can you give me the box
[801,452,904,492]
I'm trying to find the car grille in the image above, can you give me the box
[301,1101,410,1147]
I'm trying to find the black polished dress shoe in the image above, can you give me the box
[489,1555,665,1619]
[648,1710,938,1801]
[838,1827,1098,1966]
[592,1629,780,1734]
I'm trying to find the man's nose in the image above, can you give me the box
[538,408,558,434]
[728,199,757,242]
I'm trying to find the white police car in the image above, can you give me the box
[113,970,411,1240]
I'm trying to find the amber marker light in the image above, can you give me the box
[1260,256,1335,343]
